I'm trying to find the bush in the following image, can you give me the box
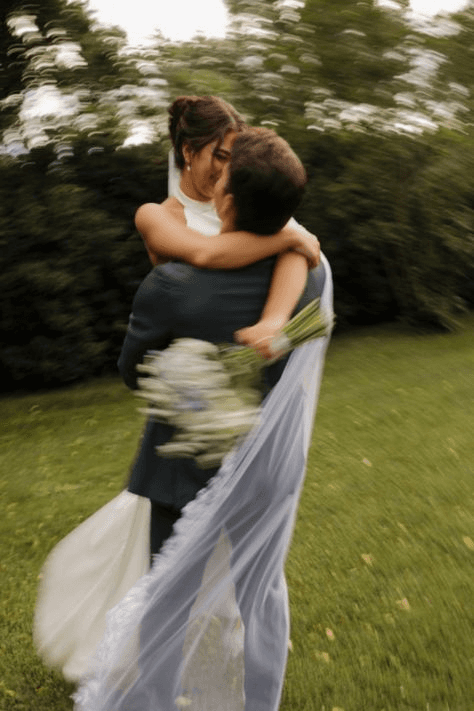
[295,130,474,328]
[0,143,168,390]
[1,129,472,391]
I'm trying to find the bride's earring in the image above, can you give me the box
[186,163,191,172]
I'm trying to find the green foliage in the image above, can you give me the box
[1,0,473,388]
[301,0,408,102]
[0,0,174,389]
[158,0,474,329]
[405,135,474,326]
[292,128,474,327]
[0,142,168,390]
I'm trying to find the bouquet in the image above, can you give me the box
[135,299,333,469]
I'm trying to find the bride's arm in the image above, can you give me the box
[235,251,309,359]
[135,203,320,269]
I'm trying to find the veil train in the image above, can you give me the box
[73,254,333,711]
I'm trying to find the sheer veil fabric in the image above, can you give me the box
[73,150,334,709]
[73,289,332,711]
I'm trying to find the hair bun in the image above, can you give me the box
[169,96,198,122]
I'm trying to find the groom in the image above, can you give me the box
[118,127,327,557]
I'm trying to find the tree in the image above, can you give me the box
[0,140,168,389]
[1,0,171,154]
[0,0,171,388]
[216,0,412,135]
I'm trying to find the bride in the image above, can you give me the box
[35,96,332,710]
[123,96,324,561]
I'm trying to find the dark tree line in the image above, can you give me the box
[1,0,473,390]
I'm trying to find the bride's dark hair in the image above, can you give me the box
[168,96,245,170]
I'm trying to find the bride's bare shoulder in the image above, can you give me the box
[161,196,186,219]
[135,198,186,230]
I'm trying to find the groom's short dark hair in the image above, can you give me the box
[227,127,307,236]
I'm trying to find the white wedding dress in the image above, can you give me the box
[33,153,222,683]
[35,153,333,711]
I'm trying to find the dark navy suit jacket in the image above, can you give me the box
[119,257,326,510]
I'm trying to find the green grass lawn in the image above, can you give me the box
[1,319,473,711]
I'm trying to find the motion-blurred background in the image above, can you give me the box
[1,0,473,391]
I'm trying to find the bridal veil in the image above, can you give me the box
[73,253,333,711]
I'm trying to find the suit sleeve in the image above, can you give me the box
[118,269,175,390]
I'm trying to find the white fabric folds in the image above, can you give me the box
[73,255,333,711]
[34,491,150,681]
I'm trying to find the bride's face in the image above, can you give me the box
[182,130,236,201]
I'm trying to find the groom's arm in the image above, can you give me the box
[118,269,174,390]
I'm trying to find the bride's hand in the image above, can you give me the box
[234,319,286,361]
